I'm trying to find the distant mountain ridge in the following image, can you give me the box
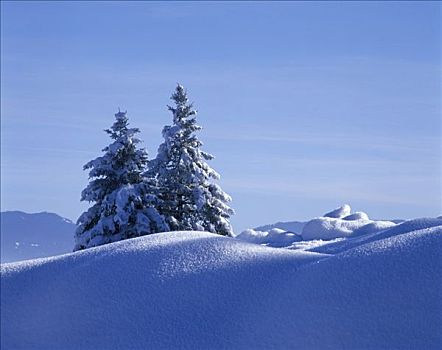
[1,211,76,263]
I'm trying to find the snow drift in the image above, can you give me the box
[301,205,397,240]
[239,205,399,246]
[235,227,302,247]
[2,223,442,349]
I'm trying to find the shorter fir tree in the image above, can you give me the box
[74,110,168,251]
[148,84,235,235]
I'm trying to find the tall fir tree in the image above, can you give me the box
[149,84,234,236]
[74,110,169,251]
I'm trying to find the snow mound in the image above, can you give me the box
[236,228,302,247]
[241,206,421,248]
[342,211,369,221]
[300,205,399,240]
[254,220,305,234]
[2,226,441,349]
[376,217,442,238]
[352,220,396,236]
[302,216,373,240]
[1,231,324,350]
[265,228,302,247]
[238,206,399,245]
[287,225,442,349]
[235,228,268,244]
[323,204,351,218]
[310,217,442,255]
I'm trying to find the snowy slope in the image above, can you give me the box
[2,225,441,349]
[0,211,75,263]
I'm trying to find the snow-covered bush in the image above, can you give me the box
[74,111,168,251]
[301,205,396,240]
[148,85,234,235]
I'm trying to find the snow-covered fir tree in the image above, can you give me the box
[148,84,234,236]
[74,110,169,251]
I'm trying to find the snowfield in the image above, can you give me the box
[2,213,442,349]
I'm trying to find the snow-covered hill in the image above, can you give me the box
[0,211,75,263]
[2,221,441,349]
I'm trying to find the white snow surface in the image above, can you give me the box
[235,227,302,247]
[2,221,442,349]
[323,204,351,218]
[238,205,398,245]
[342,211,369,220]
[301,216,397,240]
[301,205,398,240]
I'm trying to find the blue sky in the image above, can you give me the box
[1,1,441,231]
